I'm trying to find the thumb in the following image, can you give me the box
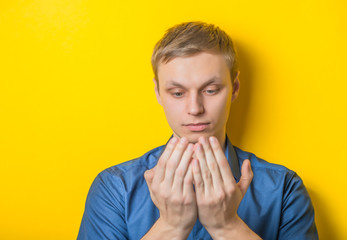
[144,168,155,185]
[237,159,253,196]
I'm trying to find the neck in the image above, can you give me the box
[217,133,227,152]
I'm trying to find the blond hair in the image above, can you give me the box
[151,21,239,84]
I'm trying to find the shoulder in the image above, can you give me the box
[233,146,305,192]
[234,146,296,176]
[93,144,165,190]
[84,144,165,212]
[233,148,318,238]
[234,146,318,238]
[78,144,165,240]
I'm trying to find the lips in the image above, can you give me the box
[184,123,210,131]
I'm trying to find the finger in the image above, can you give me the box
[153,137,178,184]
[237,159,253,196]
[191,158,204,196]
[172,143,194,190]
[183,163,195,201]
[164,137,189,186]
[199,137,223,191]
[194,143,212,194]
[209,136,235,185]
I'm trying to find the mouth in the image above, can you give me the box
[184,122,210,132]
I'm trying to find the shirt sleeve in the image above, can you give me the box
[77,170,128,240]
[278,172,319,240]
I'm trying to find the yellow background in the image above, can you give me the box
[0,0,346,239]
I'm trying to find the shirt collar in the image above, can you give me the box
[160,135,240,180]
[225,135,241,180]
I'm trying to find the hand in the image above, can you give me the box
[144,137,197,239]
[191,136,254,239]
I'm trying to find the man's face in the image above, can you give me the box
[155,52,240,145]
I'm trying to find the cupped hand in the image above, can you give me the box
[191,136,253,237]
[144,137,197,238]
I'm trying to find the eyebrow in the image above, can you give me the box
[166,77,222,90]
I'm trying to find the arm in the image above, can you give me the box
[77,171,128,240]
[278,172,318,239]
[142,137,197,240]
[192,136,262,240]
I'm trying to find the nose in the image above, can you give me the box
[187,92,204,116]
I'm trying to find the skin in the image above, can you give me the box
[154,52,238,146]
[143,52,261,240]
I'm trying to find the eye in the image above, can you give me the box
[204,88,220,95]
[167,87,185,98]
[172,91,184,97]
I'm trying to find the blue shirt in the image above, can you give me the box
[77,137,318,240]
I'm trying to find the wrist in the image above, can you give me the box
[206,216,262,240]
[142,217,193,240]
[159,217,193,239]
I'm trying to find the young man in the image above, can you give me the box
[77,22,318,240]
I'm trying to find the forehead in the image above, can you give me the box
[157,52,230,87]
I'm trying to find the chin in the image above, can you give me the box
[179,132,214,144]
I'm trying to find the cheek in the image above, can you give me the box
[162,100,182,120]
[207,95,231,120]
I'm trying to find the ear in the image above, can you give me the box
[153,78,162,106]
[231,71,240,103]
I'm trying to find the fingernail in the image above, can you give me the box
[196,143,202,151]
[171,137,178,144]
[180,137,187,144]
